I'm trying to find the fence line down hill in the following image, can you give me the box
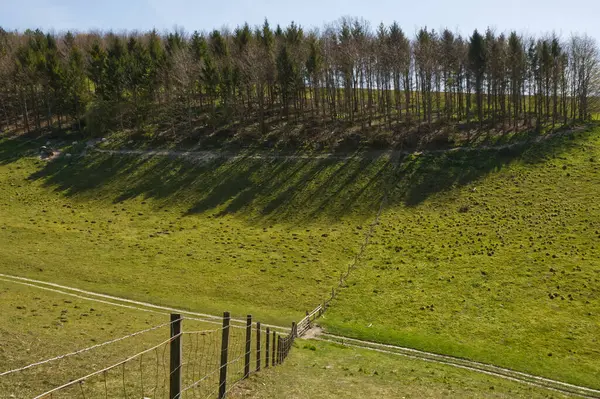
[2,312,296,399]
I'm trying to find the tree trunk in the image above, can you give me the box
[22,88,30,133]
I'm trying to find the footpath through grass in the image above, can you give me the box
[230,339,574,398]
[323,126,600,389]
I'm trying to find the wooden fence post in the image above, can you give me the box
[218,312,230,399]
[256,322,261,372]
[277,336,281,364]
[169,314,182,399]
[265,327,270,368]
[244,315,252,379]
[272,332,277,366]
[286,322,296,362]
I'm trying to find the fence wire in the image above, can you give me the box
[4,314,297,399]
[34,334,178,399]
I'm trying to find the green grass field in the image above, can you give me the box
[4,280,570,399]
[0,138,388,324]
[1,124,599,395]
[0,279,219,397]
[230,340,574,398]
[322,127,600,388]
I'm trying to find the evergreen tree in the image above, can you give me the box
[469,30,486,126]
[0,21,597,141]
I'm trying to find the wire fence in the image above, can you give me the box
[300,185,389,326]
[2,313,297,399]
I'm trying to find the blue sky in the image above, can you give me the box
[1,0,599,41]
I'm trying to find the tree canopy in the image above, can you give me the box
[0,19,598,145]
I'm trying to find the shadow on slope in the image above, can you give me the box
[3,125,592,222]
[24,149,391,223]
[392,128,588,206]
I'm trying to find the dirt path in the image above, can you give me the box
[90,126,589,162]
[315,334,600,399]
[0,273,289,332]
[93,147,385,161]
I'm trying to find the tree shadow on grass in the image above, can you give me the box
[0,135,41,166]
[24,149,391,223]
[183,152,392,223]
[0,128,86,166]
[392,128,588,207]
[16,125,594,223]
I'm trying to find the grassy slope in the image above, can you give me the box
[230,340,573,399]
[322,127,600,388]
[2,264,571,399]
[0,139,388,325]
[1,126,599,392]
[0,279,217,398]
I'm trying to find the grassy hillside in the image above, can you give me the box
[0,124,599,392]
[0,136,388,324]
[0,279,206,397]
[230,340,574,398]
[2,279,570,398]
[322,126,600,388]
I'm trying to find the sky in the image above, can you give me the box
[1,0,599,41]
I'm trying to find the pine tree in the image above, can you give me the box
[469,30,486,126]
[305,33,322,117]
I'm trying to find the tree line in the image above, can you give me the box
[0,18,599,144]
